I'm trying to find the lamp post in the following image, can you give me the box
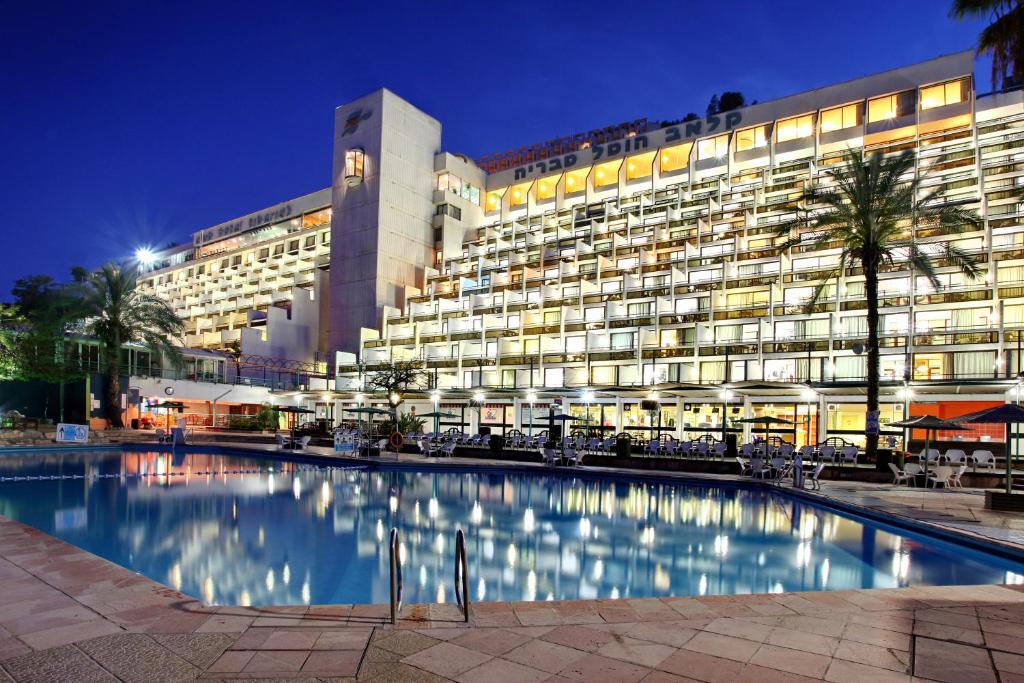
[801,387,817,448]
[471,390,485,435]
[898,385,913,466]
[581,389,595,437]
[526,391,537,437]
[721,388,733,443]
[388,392,401,437]
[430,390,441,435]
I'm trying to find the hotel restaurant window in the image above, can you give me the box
[920,79,965,110]
[820,103,861,132]
[867,90,915,122]
[736,125,767,151]
[697,135,728,160]
[776,114,813,142]
[344,148,365,184]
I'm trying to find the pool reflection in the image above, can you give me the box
[0,450,1020,606]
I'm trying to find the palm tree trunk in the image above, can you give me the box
[105,349,123,428]
[865,263,880,460]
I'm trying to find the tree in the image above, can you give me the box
[705,94,720,117]
[682,112,699,122]
[706,91,748,116]
[775,149,981,459]
[75,263,184,428]
[951,0,1024,89]
[364,359,427,432]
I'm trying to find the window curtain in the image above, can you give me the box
[834,356,866,380]
[953,351,994,379]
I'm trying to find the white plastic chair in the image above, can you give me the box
[562,448,581,467]
[971,450,996,470]
[778,443,795,459]
[928,465,954,488]
[840,445,859,466]
[736,457,751,476]
[944,449,966,465]
[950,464,968,488]
[155,428,167,444]
[805,463,826,490]
[889,462,912,485]
[542,447,559,466]
[749,456,769,479]
[275,433,288,449]
[920,448,941,465]
[694,441,710,458]
[296,435,311,450]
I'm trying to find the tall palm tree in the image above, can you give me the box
[77,263,184,428]
[775,149,981,459]
[951,0,1024,89]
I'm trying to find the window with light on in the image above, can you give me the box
[776,115,813,143]
[920,80,964,110]
[820,104,860,133]
[344,148,365,185]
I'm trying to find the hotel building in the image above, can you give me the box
[134,50,1024,448]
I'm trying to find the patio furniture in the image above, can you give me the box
[798,445,816,461]
[950,464,968,488]
[749,456,770,479]
[778,443,795,459]
[904,462,923,485]
[944,449,967,465]
[712,442,727,458]
[155,428,169,444]
[562,448,582,466]
[542,447,559,466]
[818,445,836,463]
[840,445,859,466]
[805,463,826,490]
[644,439,661,456]
[736,457,751,476]
[919,448,941,465]
[296,435,311,450]
[971,449,996,470]
[275,433,289,449]
[928,465,954,488]
[693,441,710,458]
[889,462,913,486]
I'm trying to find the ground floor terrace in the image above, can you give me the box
[0,444,1023,682]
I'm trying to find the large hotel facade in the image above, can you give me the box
[132,50,1024,449]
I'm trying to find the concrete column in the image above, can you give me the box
[614,396,624,433]
[512,397,521,431]
[675,398,684,440]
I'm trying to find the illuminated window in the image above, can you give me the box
[820,103,861,133]
[302,208,331,228]
[776,115,814,142]
[564,168,588,193]
[344,148,364,185]
[867,91,915,123]
[921,80,964,110]
[594,160,620,187]
[535,175,558,201]
[697,135,728,160]
[509,182,530,207]
[436,173,449,192]
[659,143,691,174]
[485,190,504,212]
[736,125,767,151]
[625,151,655,180]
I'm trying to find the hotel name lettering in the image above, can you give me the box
[512,111,743,181]
[197,204,294,244]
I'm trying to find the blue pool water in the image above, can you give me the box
[0,448,1021,607]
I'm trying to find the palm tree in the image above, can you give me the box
[77,263,184,428]
[775,149,981,459]
[951,0,1024,89]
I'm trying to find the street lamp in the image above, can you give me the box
[898,385,913,459]
[526,391,538,436]
[430,390,441,434]
[720,388,734,443]
[134,247,156,267]
[471,391,485,435]
[801,387,817,448]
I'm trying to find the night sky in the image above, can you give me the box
[0,0,991,295]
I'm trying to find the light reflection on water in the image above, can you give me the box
[0,449,1021,606]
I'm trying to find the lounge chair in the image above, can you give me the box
[889,462,913,486]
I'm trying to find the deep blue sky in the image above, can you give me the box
[0,0,991,295]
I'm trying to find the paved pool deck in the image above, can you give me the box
[1,443,1024,681]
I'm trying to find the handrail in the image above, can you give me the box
[453,529,470,623]
[389,528,402,624]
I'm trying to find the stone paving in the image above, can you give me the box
[4,444,1024,681]
[3,513,1024,682]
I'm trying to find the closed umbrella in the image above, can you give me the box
[419,410,458,434]
[888,414,966,484]
[954,403,1024,495]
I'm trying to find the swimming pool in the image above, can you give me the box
[0,448,1021,607]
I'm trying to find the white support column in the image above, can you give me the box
[675,398,684,440]
[512,396,522,432]
[615,396,624,434]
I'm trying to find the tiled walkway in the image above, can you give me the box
[3,515,1024,682]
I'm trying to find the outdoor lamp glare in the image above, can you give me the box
[526,391,538,403]
[354,393,364,403]
[430,390,441,403]
[581,389,595,403]
[135,248,156,265]
[389,392,400,404]
[801,388,816,403]
[472,391,485,404]
[721,389,733,401]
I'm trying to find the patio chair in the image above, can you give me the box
[296,435,311,450]
[971,450,996,470]
[694,441,710,458]
[944,449,966,465]
[928,465,954,488]
[778,443,795,459]
[542,447,559,466]
[950,464,968,488]
[275,433,289,449]
[805,463,826,490]
[749,456,770,479]
[585,437,600,453]
[798,445,816,461]
[562,448,582,467]
[736,457,751,476]
[889,462,913,486]
[818,445,836,463]
[919,448,941,465]
[904,462,923,484]
[601,437,615,453]
[770,456,791,482]
[663,440,679,456]
[155,428,168,444]
[840,445,859,466]
[644,439,661,456]
[712,442,727,459]
[442,441,457,458]
[740,443,756,457]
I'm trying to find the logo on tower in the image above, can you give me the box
[341,108,372,136]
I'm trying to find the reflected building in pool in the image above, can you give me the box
[1,451,1019,606]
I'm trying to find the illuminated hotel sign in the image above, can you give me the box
[190,189,331,247]
[509,111,744,181]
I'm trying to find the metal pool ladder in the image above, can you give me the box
[454,528,470,623]
[389,528,402,624]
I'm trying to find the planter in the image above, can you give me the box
[985,491,1024,511]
